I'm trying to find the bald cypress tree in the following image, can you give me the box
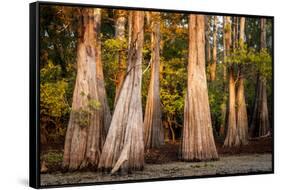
[143,12,164,149]
[98,11,145,174]
[181,14,218,161]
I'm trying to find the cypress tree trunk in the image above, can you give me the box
[223,17,240,147]
[250,18,270,137]
[143,12,164,149]
[236,17,248,145]
[205,16,211,68]
[224,66,240,147]
[181,14,218,161]
[219,17,227,137]
[94,8,112,137]
[63,8,104,170]
[210,16,217,81]
[114,10,127,106]
[98,11,145,174]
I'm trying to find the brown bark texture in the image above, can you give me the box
[94,9,112,138]
[223,17,241,147]
[181,14,218,161]
[250,18,270,137]
[205,16,211,67]
[210,16,217,81]
[236,17,248,145]
[143,12,164,149]
[63,8,106,170]
[98,11,145,174]
[219,17,228,137]
[224,67,240,147]
[114,10,127,106]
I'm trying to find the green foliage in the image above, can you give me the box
[40,62,70,119]
[225,46,272,80]
[41,151,63,165]
[208,64,227,129]
[88,99,101,110]
[225,45,248,65]
[104,38,127,52]
[255,48,272,80]
[40,61,63,83]
[160,58,186,121]
[40,60,71,144]
[40,81,70,118]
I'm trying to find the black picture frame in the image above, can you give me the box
[30,1,274,188]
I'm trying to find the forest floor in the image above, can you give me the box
[40,137,273,186]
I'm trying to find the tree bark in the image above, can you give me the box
[63,8,105,170]
[224,66,240,147]
[205,16,211,68]
[223,17,240,147]
[143,12,164,149]
[114,10,127,106]
[94,9,112,138]
[98,11,145,174]
[219,17,227,137]
[210,16,217,81]
[181,14,218,161]
[250,18,270,137]
[236,17,248,145]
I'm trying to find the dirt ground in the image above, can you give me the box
[40,137,273,186]
[41,153,272,186]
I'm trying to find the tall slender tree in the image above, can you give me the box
[98,11,145,174]
[236,17,248,145]
[205,16,211,68]
[63,8,106,170]
[250,18,270,137]
[219,17,228,137]
[223,16,241,147]
[181,14,218,161]
[143,12,164,149]
[114,10,127,105]
[94,9,112,137]
[210,16,217,81]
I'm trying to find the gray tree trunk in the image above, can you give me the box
[98,11,145,174]
[114,10,127,106]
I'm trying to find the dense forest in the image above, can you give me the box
[39,5,273,180]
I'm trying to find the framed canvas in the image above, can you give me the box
[30,1,274,188]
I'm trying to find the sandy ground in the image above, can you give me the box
[41,153,272,186]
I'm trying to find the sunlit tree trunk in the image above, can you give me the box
[219,17,227,137]
[210,16,217,81]
[114,10,127,106]
[98,11,145,174]
[144,12,164,149]
[63,9,104,170]
[94,9,112,138]
[236,17,248,145]
[205,16,211,68]
[250,18,270,137]
[181,14,218,161]
[223,17,240,147]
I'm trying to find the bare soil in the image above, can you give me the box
[41,153,272,186]
[40,137,273,186]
